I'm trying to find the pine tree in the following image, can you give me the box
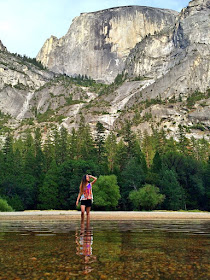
[157,129,167,154]
[59,126,69,162]
[81,123,96,161]
[43,134,55,171]
[114,139,127,172]
[197,137,210,162]
[165,136,177,154]
[203,157,210,210]
[3,133,14,174]
[123,120,136,158]
[24,132,34,153]
[34,128,45,179]
[38,159,59,210]
[77,115,96,161]
[95,121,106,170]
[69,128,78,159]
[159,169,185,210]
[178,124,189,155]
[120,157,146,210]
[141,130,155,167]
[151,151,162,174]
[105,131,117,173]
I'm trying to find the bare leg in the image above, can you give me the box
[81,205,85,222]
[86,206,91,225]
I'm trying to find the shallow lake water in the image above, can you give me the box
[0,219,209,280]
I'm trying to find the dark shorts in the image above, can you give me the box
[81,199,92,208]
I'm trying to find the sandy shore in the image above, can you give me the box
[0,210,209,221]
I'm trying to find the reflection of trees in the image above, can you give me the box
[93,230,122,263]
[0,232,5,240]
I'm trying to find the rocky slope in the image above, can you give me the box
[124,0,210,99]
[36,6,178,83]
[0,48,54,119]
[121,0,210,139]
[0,40,7,52]
[0,0,209,142]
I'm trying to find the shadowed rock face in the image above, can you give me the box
[36,6,178,83]
[0,51,54,118]
[124,0,210,101]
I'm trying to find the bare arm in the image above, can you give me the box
[76,192,81,206]
[89,175,97,185]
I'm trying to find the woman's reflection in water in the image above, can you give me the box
[76,218,96,275]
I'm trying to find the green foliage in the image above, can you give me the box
[159,169,185,210]
[191,123,205,131]
[105,132,117,173]
[36,109,55,123]
[186,90,208,109]
[58,159,98,209]
[6,195,24,211]
[161,152,205,209]
[13,82,29,90]
[141,131,156,167]
[75,116,97,162]
[53,126,69,165]
[93,175,121,210]
[178,125,189,155]
[151,152,162,173]
[144,98,163,108]
[97,72,127,97]
[0,123,209,211]
[114,72,127,86]
[11,53,46,70]
[129,184,165,210]
[44,74,106,94]
[0,197,13,212]
[122,121,136,157]
[143,112,152,121]
[203,158,210,211]
[38,160,59,210]
[95,121,107,172]
[64,96,84,106]
[120,157,146,209]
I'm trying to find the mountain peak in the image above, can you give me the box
[37,6,177,83]
[0,40,7,52]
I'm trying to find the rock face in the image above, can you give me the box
[124,0,210,103]
[37,6,178,83]
[0,0,209,141]
[0,40,7,52]
[0,51,54,118]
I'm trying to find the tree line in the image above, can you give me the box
[0,119,209,211]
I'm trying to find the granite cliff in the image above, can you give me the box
[0,0,209,142]
[37,6,178,83]
[120,0,210,138]
[0,50,54,119]
[124,0,210,99]
[0,40,7,52]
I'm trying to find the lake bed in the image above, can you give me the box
[0,217,209,279]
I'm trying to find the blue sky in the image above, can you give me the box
[0,0,190,58]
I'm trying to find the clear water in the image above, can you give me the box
[0,220,209,280]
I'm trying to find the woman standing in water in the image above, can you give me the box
[76,174,97,221]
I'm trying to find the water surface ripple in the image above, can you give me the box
[0,220,209,279]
